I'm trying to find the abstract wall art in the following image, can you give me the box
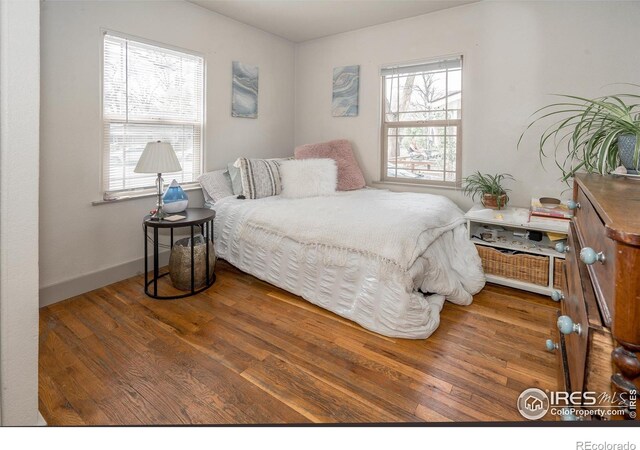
[332,65,359,117]
[232,61,259,118]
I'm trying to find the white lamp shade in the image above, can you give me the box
[134,141,182,174]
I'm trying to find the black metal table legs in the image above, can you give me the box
[143,218,215,300]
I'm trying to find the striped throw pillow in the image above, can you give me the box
[234,157,287,199]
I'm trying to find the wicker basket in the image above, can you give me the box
[476,244,549,286]
[554,258,565,290]
[169,235,216,291]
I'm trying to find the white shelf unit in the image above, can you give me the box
[465,205,570,296]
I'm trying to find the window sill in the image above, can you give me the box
[371,180,459,191]
[91,184,202,206]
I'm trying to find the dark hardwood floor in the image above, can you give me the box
[39,261,560,424]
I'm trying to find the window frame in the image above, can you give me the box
[99,29,206,196]
[379,55,463,188]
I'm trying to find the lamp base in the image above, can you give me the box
[149,207,169,221]
[148,173,167,220]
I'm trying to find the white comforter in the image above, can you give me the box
[212,189,485,338]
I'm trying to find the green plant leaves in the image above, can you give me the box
[518,91,640,181]
[461,171,514,204]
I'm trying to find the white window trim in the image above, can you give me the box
[379,54,463,188]
[99,29,207,198]
[91,182,202,206]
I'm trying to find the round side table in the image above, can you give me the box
[143,208,216,300]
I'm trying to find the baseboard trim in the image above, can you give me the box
[39,251,170,308]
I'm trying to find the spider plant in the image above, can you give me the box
[461,172,514,210]
[518,89,640,182]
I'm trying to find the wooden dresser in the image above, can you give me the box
[551,173,640,420]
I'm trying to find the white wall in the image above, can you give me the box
[40,0,295,302]
[40,0,640,305]
[0,0,40,425]
[294,1,640,208]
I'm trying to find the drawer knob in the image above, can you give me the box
[545,339,559,352]
[580,247,606,265]
[550,290,564,302]
[557,315,582,336]
[567,200,581,210]
[555,242,570,253]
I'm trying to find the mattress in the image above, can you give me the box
[209,190,485,339]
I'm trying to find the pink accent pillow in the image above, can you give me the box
[294,139,365,191]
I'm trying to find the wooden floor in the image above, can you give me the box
[39,261,560,425]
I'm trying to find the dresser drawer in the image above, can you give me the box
[573,186,615,324]
[555,312,570,393]
[557,173,640,421]
[560,222,590,393]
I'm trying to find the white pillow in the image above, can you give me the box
[227,162,243,195]
[280,158,337,198]
[197,169,234,203]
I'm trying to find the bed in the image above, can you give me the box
[206,187,485,339]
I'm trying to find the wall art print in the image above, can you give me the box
[332,65,359,117]
[232,61,259,118]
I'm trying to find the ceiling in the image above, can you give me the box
[189,0,478,42]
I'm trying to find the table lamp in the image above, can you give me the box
[134,140,182,220]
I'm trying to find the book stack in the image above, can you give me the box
[528,198,572,236]
[530,197,573,219]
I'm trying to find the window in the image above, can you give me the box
[381,55,462,186]
[102,32,204,193]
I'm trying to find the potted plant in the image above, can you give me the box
[461,172,514,210]
[518,91,640,181]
